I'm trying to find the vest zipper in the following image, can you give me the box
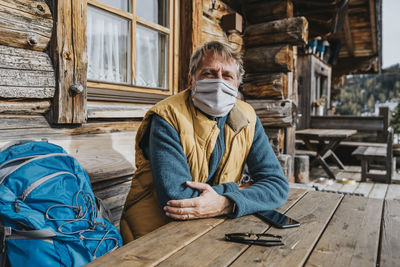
[215,131,242,184]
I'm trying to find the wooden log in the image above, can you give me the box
[264,127,284,154]
[0,0,53,51]
[294,155,310,183]
[245,17,308,47]
[241,72,288,99]
[244,45,293,73]
[242,0,293,24]
[50,0,87,124]
[0,45,55,99]
[0,100,50,114]
[247,99,294,127]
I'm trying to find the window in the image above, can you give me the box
[86,0,178,101]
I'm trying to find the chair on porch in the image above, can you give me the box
[352,127,395,183]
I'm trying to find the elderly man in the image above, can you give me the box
[120,41,289,243]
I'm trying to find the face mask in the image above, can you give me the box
[191,78,238,117]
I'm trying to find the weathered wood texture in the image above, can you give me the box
[157,189,306,267]
[179,0,202,90]
[231,191,342,266]
[245,17,308,47]
[241,72,288,99]
[0,45,55,99]
[244,45,294,73]
[0,0,53,51]
[264,127,285,154]
[380,199,400,267]
[0,100,50,114]
[247,99,294,127]
[50,0,87,124]
[87,218,226,267]
[306,196,383,266]
[242,0,293,24]
[0,115,139,183]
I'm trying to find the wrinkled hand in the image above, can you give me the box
[164,181,233,220]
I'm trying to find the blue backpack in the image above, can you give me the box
[0,141,122,267]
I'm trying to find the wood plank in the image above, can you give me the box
[368,183,388,199]
[338,183,359,194]
[0,45,53,71]
[353,182,374,197]
[86,218,226,267]
[0,100,51,114]
[247,99,294,127]
[157,189,308,267]
[0,0,53,51]
[230,191,342,266]
[306,196,383,266]
[50,0,87,124]
[380,199,400,267]
[384,184,400,200]
[244,45,293,73]
[245,17,308,47]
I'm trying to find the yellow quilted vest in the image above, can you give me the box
[120,89,257,243]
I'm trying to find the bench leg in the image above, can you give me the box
[360,160,368,182]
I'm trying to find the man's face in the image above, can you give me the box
[190,51,239,89]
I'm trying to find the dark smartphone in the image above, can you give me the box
[256,210,300,228]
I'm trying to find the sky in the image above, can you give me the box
[382,0,400,68]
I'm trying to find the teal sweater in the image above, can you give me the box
[142,113,289,218]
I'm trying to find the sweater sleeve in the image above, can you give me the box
[223,116,289,218]
[147,114,239,208]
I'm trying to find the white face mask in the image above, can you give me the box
[191,78,238,117]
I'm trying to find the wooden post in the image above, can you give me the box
[179,0,202,91]
[379,106,390,141]
[49,0,87,124]
[294,155,310,183]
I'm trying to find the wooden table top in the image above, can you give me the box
[296,128,358,139]
[87,188,399,267]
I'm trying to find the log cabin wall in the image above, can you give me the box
[238,0,309,182]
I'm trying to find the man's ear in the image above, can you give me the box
[188,74,194,90]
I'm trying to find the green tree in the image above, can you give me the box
[392,104,400,134]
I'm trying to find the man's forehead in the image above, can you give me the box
[198,52,236,70]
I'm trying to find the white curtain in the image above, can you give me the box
[87,6,129,83]
[135,26,160,88]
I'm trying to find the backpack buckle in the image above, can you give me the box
[0,226,11,253]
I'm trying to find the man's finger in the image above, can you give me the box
[186,181,211,191]
[167,198,197,208]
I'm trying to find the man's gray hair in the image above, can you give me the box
[189,41,244,84]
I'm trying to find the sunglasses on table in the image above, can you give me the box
[225,232,284,247]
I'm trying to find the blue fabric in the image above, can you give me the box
[0,141,122,267]
[145,113,289,218]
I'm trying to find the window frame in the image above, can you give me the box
[86,0,179,98]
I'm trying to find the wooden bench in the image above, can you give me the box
[352,127,395,183]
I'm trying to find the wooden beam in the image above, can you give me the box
[368,0,377,54]
[245,17,308,47]
[244,45,294,73]
[242,0,293,24]
[343,15,354,57]
[50,0,87,124]
[0,0,53,51]
[0,100,51,115]
[241,72,288,99]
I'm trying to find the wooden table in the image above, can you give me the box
[296,129,357,179]
[87,188,399,267]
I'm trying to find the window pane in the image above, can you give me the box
[87,6,131,83]
[97,0,130,12]
[135,25,168,89]
[136,0,168,27]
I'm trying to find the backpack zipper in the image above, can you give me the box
[14,171,77,213]
[0,153,73,185]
